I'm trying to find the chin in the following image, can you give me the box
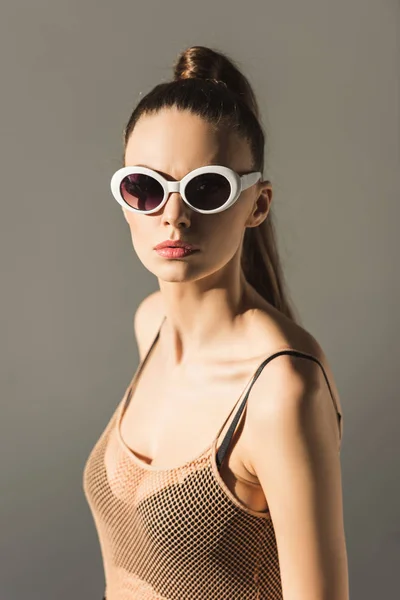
[145,256,208,283]
[155,265,202,283]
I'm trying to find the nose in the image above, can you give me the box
[161,192,192,227]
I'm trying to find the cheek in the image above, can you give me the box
[210,203,248,237]
[124,216,152,256]
[201,210,246,255]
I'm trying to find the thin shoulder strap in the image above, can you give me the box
[216,349,341,469]
[123,315,166,413]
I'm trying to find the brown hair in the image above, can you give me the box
[122,45,300,324]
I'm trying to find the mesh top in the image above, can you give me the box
[83,318,343,600]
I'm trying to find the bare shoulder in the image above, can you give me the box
[133,290,164,361]
[243,308,343,460]
[252,307,342,410]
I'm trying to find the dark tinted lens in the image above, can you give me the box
[185,173,231,210]
[120,173,164,211]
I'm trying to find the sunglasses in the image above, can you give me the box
[110,165,262,215]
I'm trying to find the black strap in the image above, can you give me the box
[215,349,337,469]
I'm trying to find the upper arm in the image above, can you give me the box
[133,290,164,361]
[246,355,349,600]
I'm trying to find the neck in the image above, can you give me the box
[157,262,258,368]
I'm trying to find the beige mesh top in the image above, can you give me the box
[83,317,343,600]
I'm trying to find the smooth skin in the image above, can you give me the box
[122,106,349,600]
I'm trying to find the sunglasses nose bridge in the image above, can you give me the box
[166,181,180,194]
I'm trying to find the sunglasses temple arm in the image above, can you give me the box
[240,172,262,191]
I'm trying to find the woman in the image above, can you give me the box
[83,45,349,599]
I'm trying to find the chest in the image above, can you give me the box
[119,354,269,513]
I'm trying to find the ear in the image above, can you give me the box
[246,180,273,227]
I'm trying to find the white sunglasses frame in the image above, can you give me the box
[110,165,262,215]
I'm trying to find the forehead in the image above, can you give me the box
[124,107,253,176]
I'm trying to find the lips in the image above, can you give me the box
[154,240,199,251]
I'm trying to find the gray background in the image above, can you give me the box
[1,0,399,598]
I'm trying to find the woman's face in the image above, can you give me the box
[122,106,271,284]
